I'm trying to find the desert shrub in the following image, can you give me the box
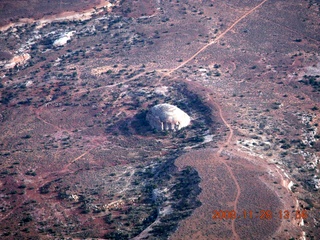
[104,231,128,239]
[25,170,36,176]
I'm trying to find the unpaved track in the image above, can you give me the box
[160,1,269,239]
[0,0,301,238]
[210,95,240,240]
[161,0,269,79]
[154,0,300,238]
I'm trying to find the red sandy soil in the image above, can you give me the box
[0,0,102,27]
[168,80,302,240]
[0,0,158,31]
[171,149,301,240]
[0,0,318,238]
[113,0,157,18]
[159,1,306,238]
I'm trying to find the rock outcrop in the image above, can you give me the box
[147,103,190,131]
[4,53,30,69]
[53,31,75,47]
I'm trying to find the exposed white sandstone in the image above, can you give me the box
[147,103,190,131]
[53,31,75,47]
[4,53,30,69]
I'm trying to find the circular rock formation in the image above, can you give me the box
[147,103,191,131]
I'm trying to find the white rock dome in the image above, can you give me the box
[147,103,191,131]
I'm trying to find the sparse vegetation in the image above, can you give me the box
[0,0,319,239]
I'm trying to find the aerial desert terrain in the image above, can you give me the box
[0,0,319,239]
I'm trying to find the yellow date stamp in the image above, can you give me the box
[212,209,308,220]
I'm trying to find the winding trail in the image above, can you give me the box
[161,0,269,79]
[35,109,63,132]
[159,1,269,239]
[1,0,292,238]
[134,1,270,239]
[209,94,240,240]
[215,101,234,153]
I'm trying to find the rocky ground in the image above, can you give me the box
[0,0,319,239]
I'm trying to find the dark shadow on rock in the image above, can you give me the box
[129,109,153,136]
